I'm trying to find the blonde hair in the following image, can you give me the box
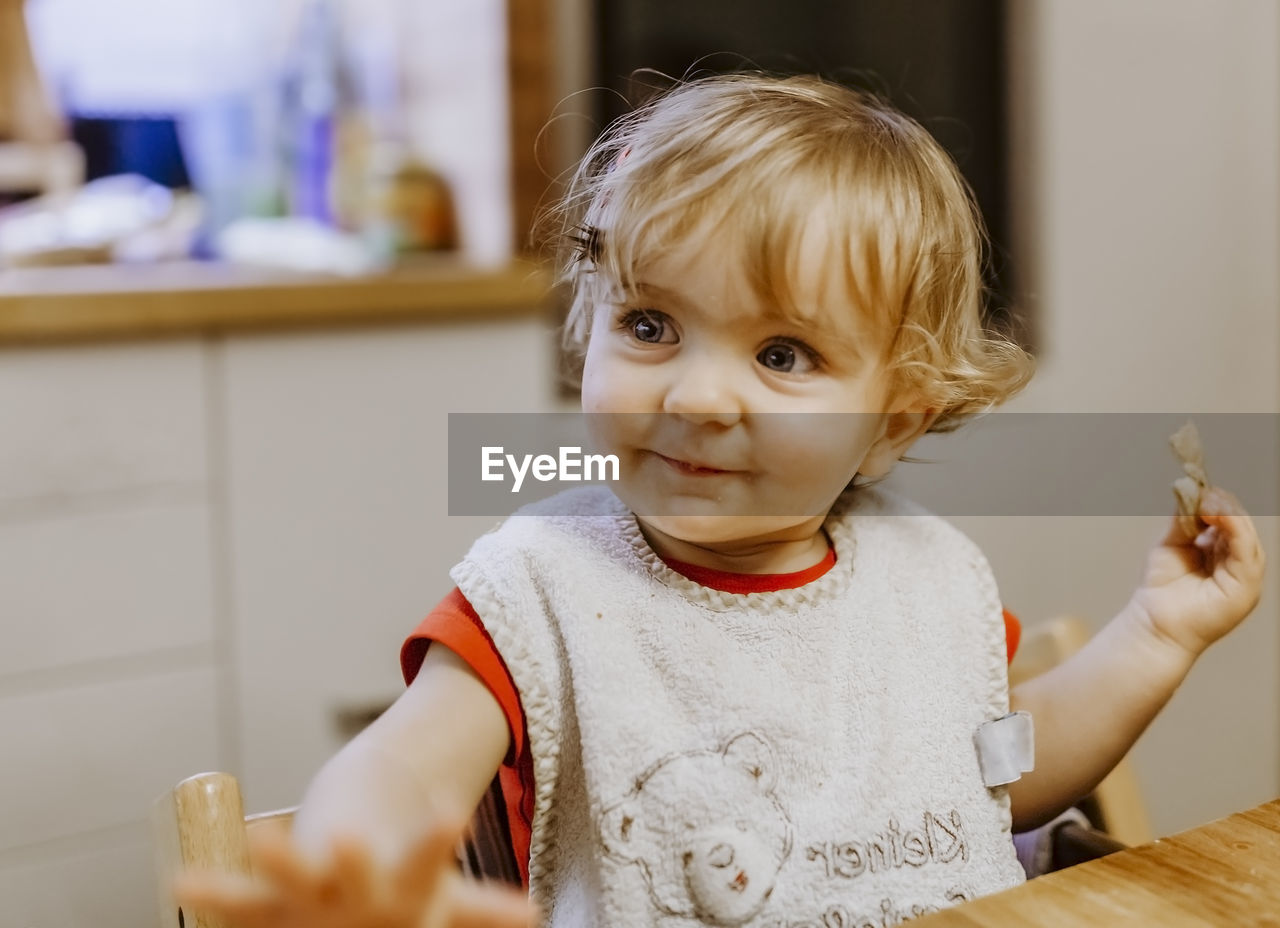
[542,72,1033,428]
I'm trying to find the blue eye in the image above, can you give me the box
[758,344,795,371]
[757,339,817,373]
[634,316,663,342]
[620,310,676,344]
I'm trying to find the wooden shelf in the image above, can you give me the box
[0,257,553,344]
[0,141,83,195]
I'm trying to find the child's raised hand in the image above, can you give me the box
[173,815,536,928]
[1128,486,1265,660]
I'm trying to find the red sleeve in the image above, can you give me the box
[400,587,526,764]
[1003,608,1021,665]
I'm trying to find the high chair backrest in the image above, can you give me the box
[1008,616,1153,847]
[152,771,519,928]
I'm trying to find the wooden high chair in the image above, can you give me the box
[151,772,520,928]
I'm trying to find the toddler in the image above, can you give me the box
[178,73,1264,927]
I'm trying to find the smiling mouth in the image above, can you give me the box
[653,453,737,476]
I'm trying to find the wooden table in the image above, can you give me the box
[914,799,1280,926]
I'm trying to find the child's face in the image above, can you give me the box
[580,227,917,561]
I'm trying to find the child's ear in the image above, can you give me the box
[859,410,939,478]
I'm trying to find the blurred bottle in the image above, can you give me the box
[344,4,458,260]
[277,0,352,226]
[363,143,458,258]
[275,0,458,258]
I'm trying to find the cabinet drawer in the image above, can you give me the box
[0,666,221,853]
[0,341,206,503]
[0,502,214,677]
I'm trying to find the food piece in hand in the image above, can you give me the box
[1169,420,1209,537]
[1172,476,1202,538]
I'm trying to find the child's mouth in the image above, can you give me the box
[654,453,732,476]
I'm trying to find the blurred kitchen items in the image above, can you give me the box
[0,174,202,267]
[215,216,380,276]
[179,93,281,250]
[275,0,458,258]
[362,144,458,259]
[277,0,351,226]
[74,115,191,188]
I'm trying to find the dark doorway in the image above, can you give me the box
[593,1,1019,338]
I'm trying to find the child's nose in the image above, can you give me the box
[661,356,744,425]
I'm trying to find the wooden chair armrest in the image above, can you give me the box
[1050,821,1129,870]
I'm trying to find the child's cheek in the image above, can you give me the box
[581,353,651,416]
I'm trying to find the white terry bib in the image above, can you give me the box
[453,486,1026,926]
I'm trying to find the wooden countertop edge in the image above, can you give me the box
[0,259,555,343]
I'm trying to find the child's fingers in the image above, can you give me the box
[246,827,327,898]
[1193,525,1220,552]
[1198,486,1266,587]
[1199,488,1262,554]
[173,871,280,928]
[1158,505,1205,548]
[1200,484,1248,520]
[449,881,539,928]
[328,835,378,902]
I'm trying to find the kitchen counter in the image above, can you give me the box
[0,257,552,343]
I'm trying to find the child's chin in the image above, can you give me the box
[638,513,811,548]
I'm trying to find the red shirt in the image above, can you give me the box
[401,548,1020,886]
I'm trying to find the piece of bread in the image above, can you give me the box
[1169,421,1209,537]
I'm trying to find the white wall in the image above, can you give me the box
[972,0,1279,836]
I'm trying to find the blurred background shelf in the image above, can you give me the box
[0,141,83,196]
[0,258,551,343]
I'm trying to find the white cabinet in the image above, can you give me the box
[0,338,222,928]
[222,317,558,809]
[0,311,557,927]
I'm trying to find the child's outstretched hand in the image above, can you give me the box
[173,815,537,928]
[1129,486,1265,660]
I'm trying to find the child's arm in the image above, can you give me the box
[175,645,536,928]
[1006,486,1265,832]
